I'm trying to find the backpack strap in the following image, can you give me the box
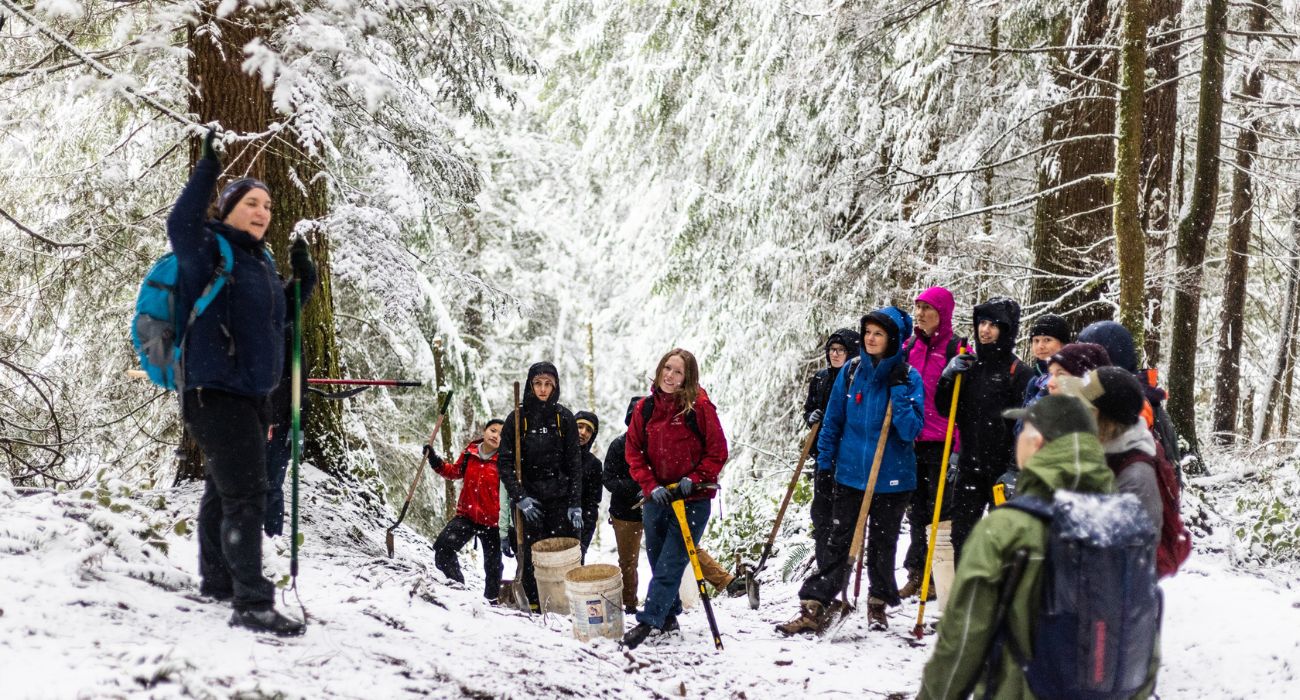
[639,394,704,444]
[981,547,1032,700]
[844,356,862,389]
[947,336,965,360]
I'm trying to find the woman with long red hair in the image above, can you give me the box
[622,348,728,648]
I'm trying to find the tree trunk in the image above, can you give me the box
[1140,0,1182,365]
[1260,215,1300,441]
[1166,0,1228,454]
[1030,0,1116,329]
[180,3,345,480]
[1113,0,1148,346]
[1211,0,1268,444]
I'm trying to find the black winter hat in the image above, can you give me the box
[216,177,270,222]
[1028,314,1072,344]
[623,396,643,427]
[1072,367,1146,427]
[1077,321,1139,373]
[1049,342,1111,378]
[825,327,862,363]
[1003,394,1098,442]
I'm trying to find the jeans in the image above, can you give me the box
[638,498,710,629]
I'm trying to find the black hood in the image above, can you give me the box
[523,361,560,408]
[825,327,862,364]
[860,309,906,360]
[575,410,600,452]
[623,396,643,426]
[972,297,1021,359]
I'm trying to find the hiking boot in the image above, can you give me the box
[774,599,828,636]
[898,570,922,599]
[724,576,748,598]
[624,604,638,615]
[229,607,305,637]
[662,614,679,633]
[867,600,888,631]
[622,622,654,649]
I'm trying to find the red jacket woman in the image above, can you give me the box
[625,386,727,501]
[431,439,501,528]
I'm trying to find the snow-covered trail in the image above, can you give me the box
[1,470,1296,699]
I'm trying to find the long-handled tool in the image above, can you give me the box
[913,348,966,639]
[289,274,303,586]
[510,382,530,612]
[745,423,820,609]
[833,403,893,624]
[668,484,725,650]
[385,390,454,557]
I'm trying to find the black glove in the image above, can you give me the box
[421,444,443,468]
[888,362,910,388]
[941,353,976,381]
[807,409,823,427]
[501,535,515,558]
[201,128,219,163]
[995,469,1018,502]
[290,237,315,281]
[946,452,961,487]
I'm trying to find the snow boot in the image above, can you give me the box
[724,576,748,598]
[662,614,679,633]
[229,607,305,637]
[867,599,888,631]
[898,570,936,601]
[622,622,654,649]
[775,599,828,636]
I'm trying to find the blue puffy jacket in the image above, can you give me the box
[166,158,294,398]
[816,306,926,494]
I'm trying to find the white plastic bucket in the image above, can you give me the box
[565,564,624,641]
[533,537,581,614]
[931,521,956,613]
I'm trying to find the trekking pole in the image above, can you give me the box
[509,382,532,612]
[384,390,454,557]
[913,349,965,640]
[290,273,303,586]
[668,483,725,650]
[837,403,893,619]
[746,422,820,609]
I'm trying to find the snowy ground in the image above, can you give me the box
[1,467,1297,699]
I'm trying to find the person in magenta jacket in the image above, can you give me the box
[622,348,728,648]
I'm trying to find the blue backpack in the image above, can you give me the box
[132,234,252,390]
[1000,492,1161,700]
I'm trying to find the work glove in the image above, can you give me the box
[945,453,960,488]
[201,128,219,163]
[501,535,515,558]
[888,362,910,388]
[676,477,694,496]
[290,237,315,282]
[941,353,976,381]
[650,486,672,506]
[807,409,823,427]
[567,507,583,530]
[517,497,542,526]
[994,469,1018,503]
[421,444,443,468]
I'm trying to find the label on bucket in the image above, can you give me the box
[585,599,604,624]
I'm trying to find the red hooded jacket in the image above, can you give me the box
[626,387,728,500]
[429,440,500,527]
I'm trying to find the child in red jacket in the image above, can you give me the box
[426,419,504,602]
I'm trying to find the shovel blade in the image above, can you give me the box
[385,529,395,558]
[746,574,760,610]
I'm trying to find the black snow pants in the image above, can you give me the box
[434,515,503,601]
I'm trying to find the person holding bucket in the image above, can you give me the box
[498,362,584,611]
[622,348,729,649]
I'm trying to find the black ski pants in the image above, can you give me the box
[185,389,276,611]
[903,442,952,573]
[950,466,1000,563]
[864,491,910,607]
[433,515,503,601]
[810,466,836,572]
[519,499,577,607]
[797,480,864,605]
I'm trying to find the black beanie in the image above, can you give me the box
[216,177,270,222]
[1029,314,1072,344]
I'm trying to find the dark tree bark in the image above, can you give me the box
[1030,0,1116,328]
[1167,0,1229,454]
[1211,0,1268,444]
[1140,0,1182,365]
[1113,0,1148,344]
[1260,209,1300,441]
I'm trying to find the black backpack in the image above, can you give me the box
[638,394,704,444]
[999,492,1161,700]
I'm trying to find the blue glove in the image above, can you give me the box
[676,477,693,496]
[650,486,672,506]
[567,507,583,530]
[517,497,542,526]
[941,353,976,381]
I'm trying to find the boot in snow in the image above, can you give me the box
[229,607,305,637]
[724,576,748,598]
[775,600,828,636]
[867,599,888,631]
[898,570,936,601]
[623,622,654,649]
[662,614,679,633]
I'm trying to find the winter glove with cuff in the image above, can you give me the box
[201,128,219,163]
[650,486,672,506]
[888,362,910,388]
[517,497,542,526]
[290,237,316,282]
[421,444,443,468]
[501,536,515,558]
[567,507,583,530]
[676,477,694,497]
[941,353,976,381]
[807,409,823,428]
[945,452,960,487]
